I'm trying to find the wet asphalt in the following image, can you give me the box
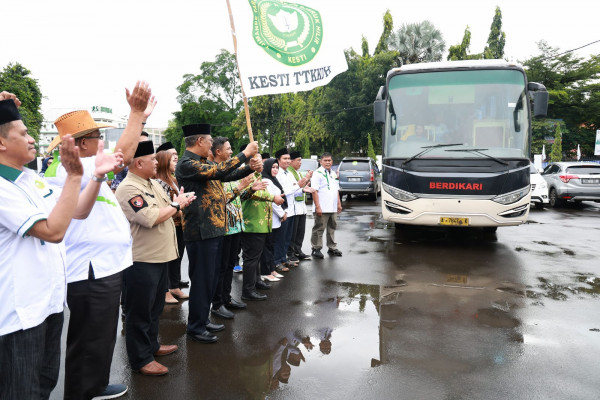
[50,198,600,400]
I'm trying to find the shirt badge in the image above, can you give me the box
[128,195,148,212]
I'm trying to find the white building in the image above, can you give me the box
[38,105,166,155]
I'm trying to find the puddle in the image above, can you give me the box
[262,282,381,398]
[525,274,600,302]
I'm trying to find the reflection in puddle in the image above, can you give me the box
[525,273,600,303]
[257,283,381,398]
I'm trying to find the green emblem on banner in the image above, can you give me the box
[249,0,322,66]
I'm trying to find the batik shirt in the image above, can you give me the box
[175,150,252,241]
[222,179,256,236]
[242,188,276,234]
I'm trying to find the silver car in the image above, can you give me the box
[541,162,600,207]
[338,157,381,200]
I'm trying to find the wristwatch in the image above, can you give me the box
[170,201,180,212]
[91,174,107,182]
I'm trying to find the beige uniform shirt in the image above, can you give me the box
[115,172,178,263]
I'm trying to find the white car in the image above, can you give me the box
[530,164,549,209]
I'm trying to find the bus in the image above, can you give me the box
[373,60,548,229]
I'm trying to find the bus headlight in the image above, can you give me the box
[383,182,418,202]
[492,186,530,205]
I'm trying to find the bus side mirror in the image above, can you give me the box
[532,91,549,118]
[374,100,386,124]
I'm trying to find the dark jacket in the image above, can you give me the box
[175,150,252,241]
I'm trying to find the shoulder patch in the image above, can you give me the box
[128,195,148,212]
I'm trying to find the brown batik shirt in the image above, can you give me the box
[175,150,253,241]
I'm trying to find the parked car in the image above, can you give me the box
[541,162,600,207]
[530,164,549,209]
[338,157,381,200]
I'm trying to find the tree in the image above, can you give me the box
[387,21,446,65]
[522,42,600,158]
[374,10,394,56]
[367,133,376,159]
[483,6,506,59]
[447,26,483,61]
[550,123,562,162]
[0,63,43,143]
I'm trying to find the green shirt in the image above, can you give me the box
[241,189,275,233]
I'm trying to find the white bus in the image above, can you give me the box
[374,60,549,230]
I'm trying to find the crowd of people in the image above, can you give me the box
[0,85,343,400]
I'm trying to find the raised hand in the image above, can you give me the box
[126,81,152,113]
[94,142,124,176]
[0,91,21,107]
[144,95,157,119]
[237,174,254,191]
[60,135,83,177]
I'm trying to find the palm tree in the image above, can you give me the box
[387,21,446,65]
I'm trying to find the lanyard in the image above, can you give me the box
[318,169,330,190]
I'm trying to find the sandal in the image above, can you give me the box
[275,264,289,272]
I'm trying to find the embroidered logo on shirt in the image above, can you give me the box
[128,195,148,212]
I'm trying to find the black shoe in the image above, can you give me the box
[255,281,271,290]
[179,280,190,288]
[288,255,300,262]
[206,322,225,332]
[297,252,311,260]
[327,248,343,256]
[187,331,218,344]
[312,249,324,259]
[211,305,234,319]
[241,291,267,301]
[227,298,247,309]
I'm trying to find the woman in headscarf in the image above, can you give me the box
[39,156,53,176]
[260,158,288,279]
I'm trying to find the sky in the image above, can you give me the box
[2,0,599,128]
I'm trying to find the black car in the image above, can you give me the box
[338,157,381,200]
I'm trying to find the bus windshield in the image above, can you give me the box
[384,69,529,160]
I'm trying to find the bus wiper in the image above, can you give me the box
[402,143,464,166]
[445,148,509,165]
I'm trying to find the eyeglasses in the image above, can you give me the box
[86,134,104,140]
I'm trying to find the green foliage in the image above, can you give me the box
[447,26,483,61]
[374,10,393,56]
[523,42,600,158]
[0,63,43,144]
[387,21,445,65]
[550,124,562,162]
[367,133,377,159]
[483,6,506,59]
[361,36,370,58]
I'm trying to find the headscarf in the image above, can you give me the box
[262,158,287,210]
[40,157,53,174]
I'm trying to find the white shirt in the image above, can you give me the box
[311,166,339,213]
[276,169,303,218]
[46,156,132,283]
[0,166,67,335]
[266,179,286,229]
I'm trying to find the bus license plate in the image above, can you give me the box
[348,177,361,182]
[439,217,470,226]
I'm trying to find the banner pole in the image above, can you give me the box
[226,0,254,142]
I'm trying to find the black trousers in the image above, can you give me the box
[65,268,123,400]
[0,312,63,400]
[168,225,185,289]
[186,237,223,335]
[212,233,241,309]
[260,230,277,275]
[123,261,168,370]
[289,213,307,256]
[241,232,267,295]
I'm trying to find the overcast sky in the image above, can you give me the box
[2,0,598,127]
